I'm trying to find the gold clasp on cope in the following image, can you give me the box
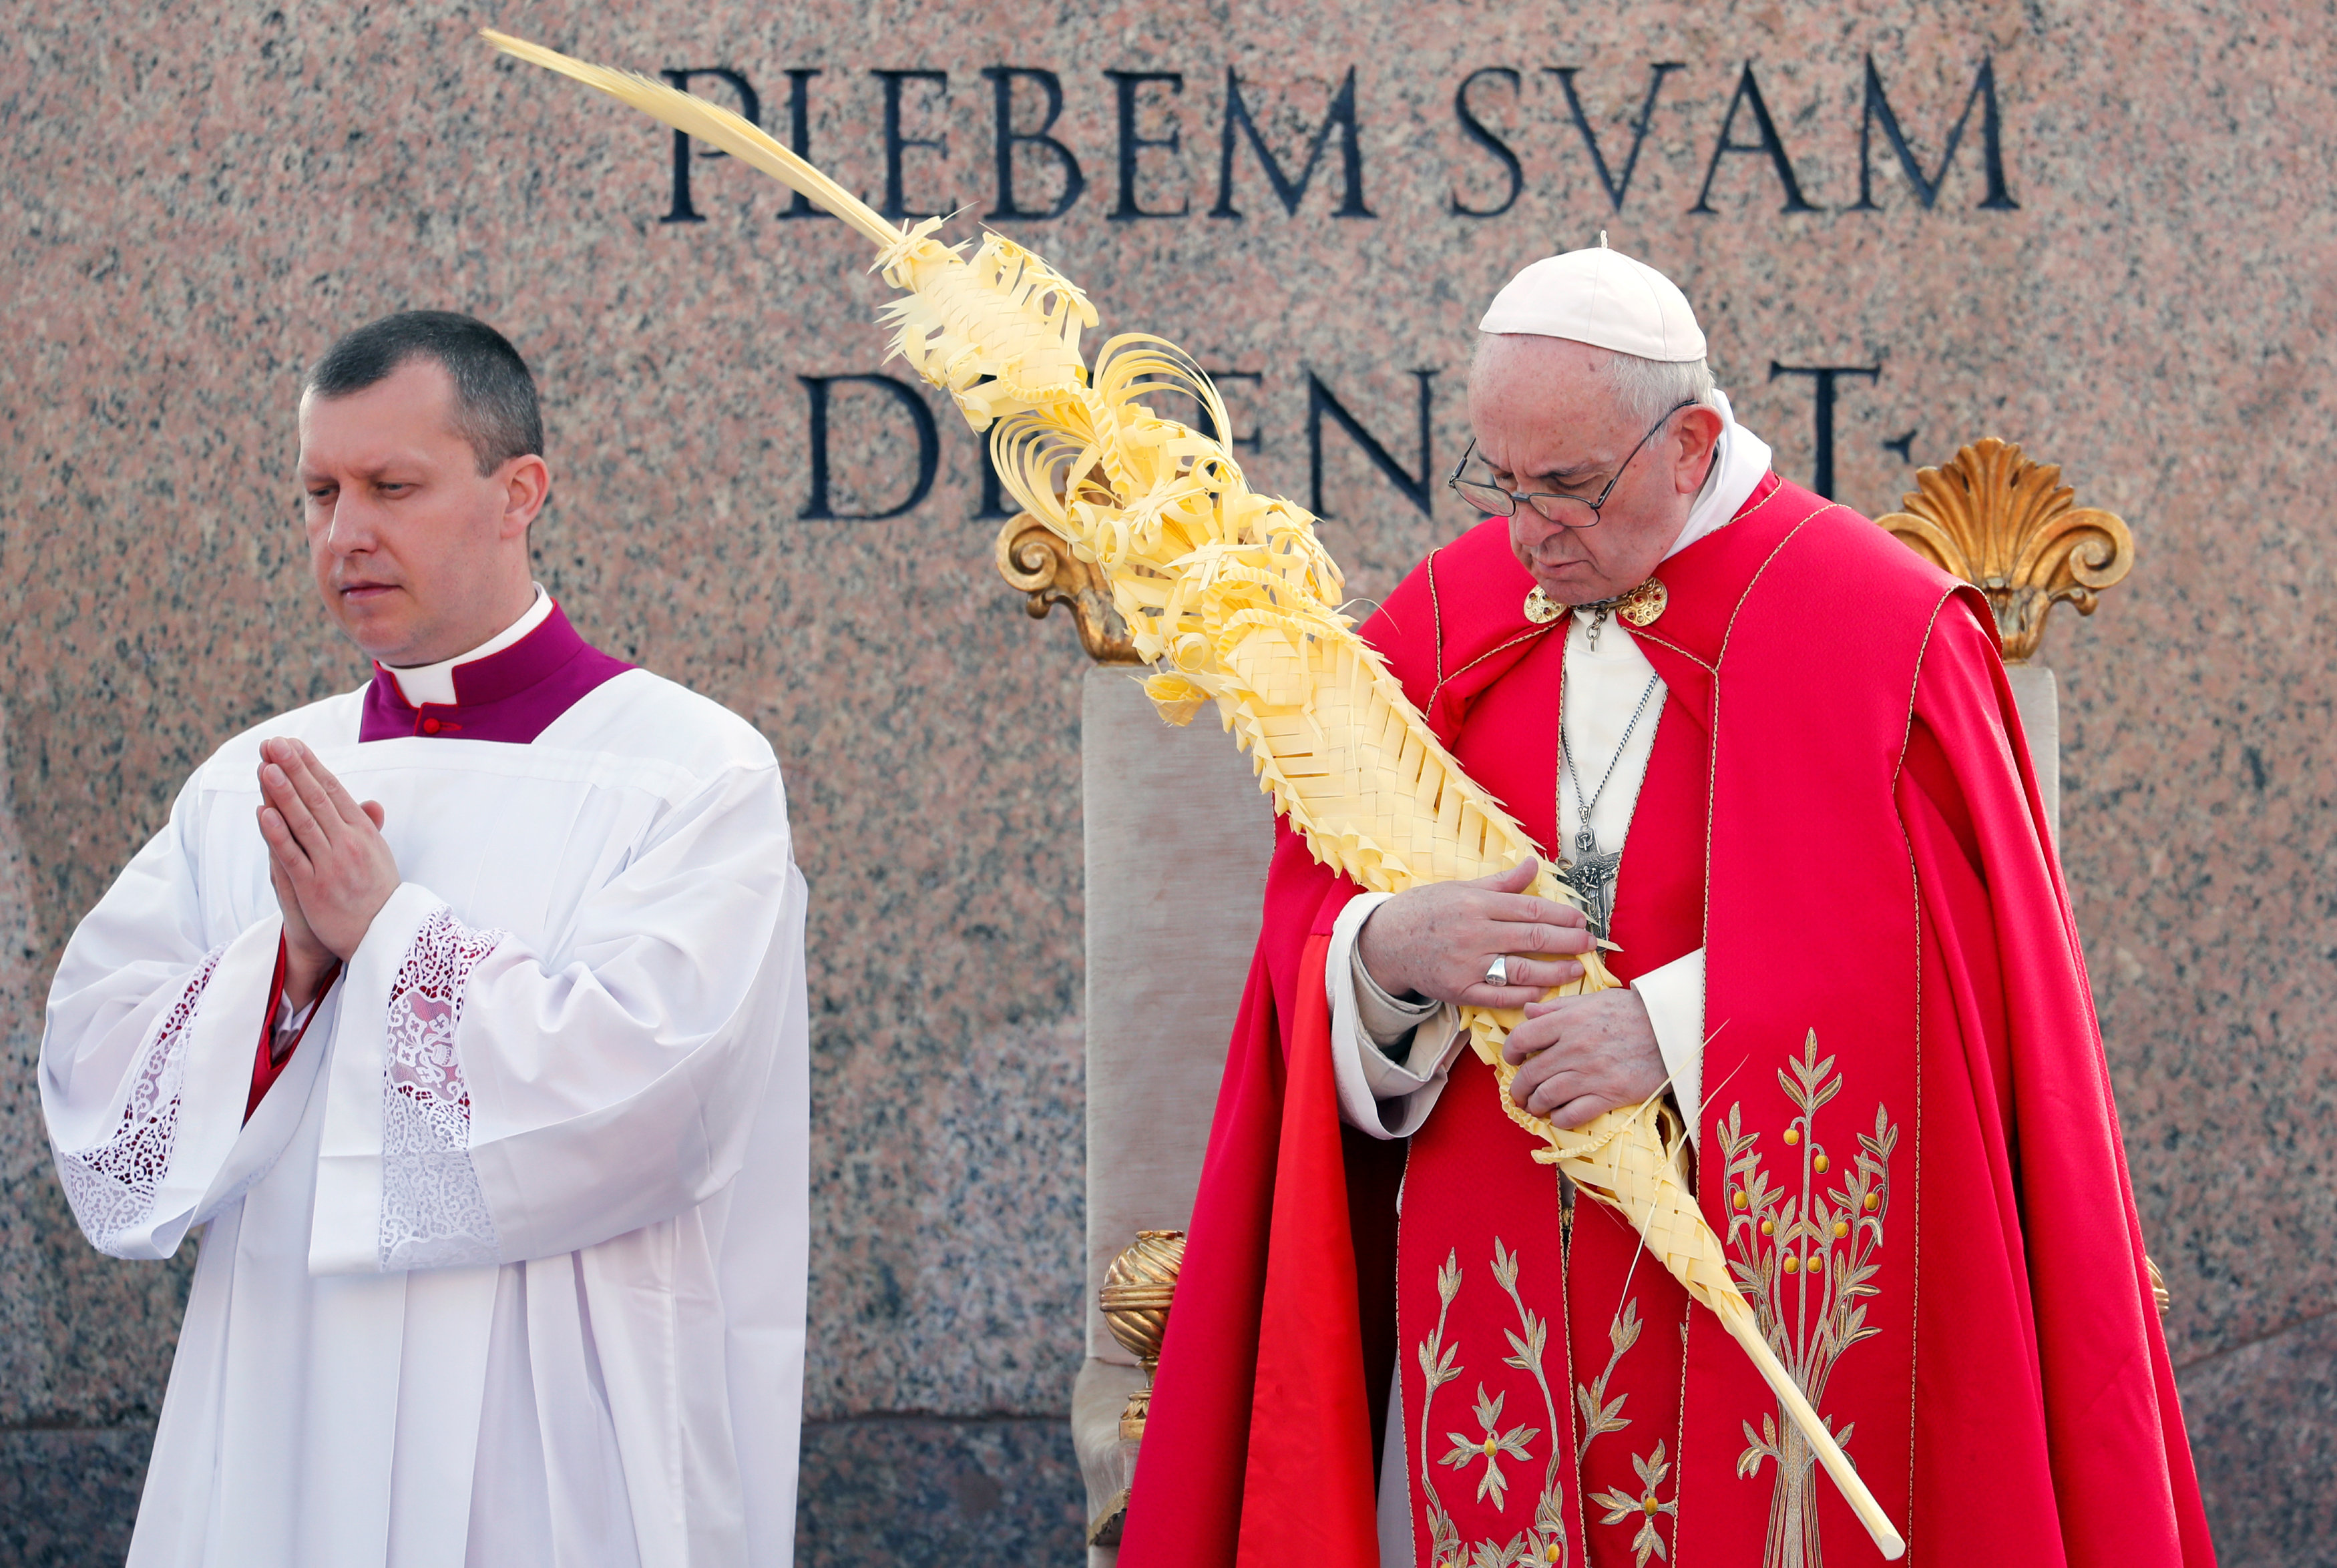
[1525,576,1667,633]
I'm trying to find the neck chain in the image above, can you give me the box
[1554,666,1662,940]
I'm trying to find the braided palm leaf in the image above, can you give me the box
[485,32,1901,1557]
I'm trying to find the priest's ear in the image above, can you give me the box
[1669,404,1725,495]
[492,452,552,539]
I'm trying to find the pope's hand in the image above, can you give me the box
[255,738,399,983]
[1502,990,1667,1129]
[1355,860,1590,1009]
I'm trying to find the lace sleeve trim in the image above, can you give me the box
[378,906,510,1272]
[53,947,226,1256]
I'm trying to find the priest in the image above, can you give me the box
[1120,250,2213,1567]
[39,310,809,1568]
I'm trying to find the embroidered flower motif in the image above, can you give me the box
[1416,1240,1570,1567]
[1441,1384,1540,1511]
[1462,1537,1534,1568]
[1590,1441,1680,1565]
[1418,1250,1469,1567]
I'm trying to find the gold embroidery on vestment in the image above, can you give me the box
[1589,1439,1679,1567]
[1720,1031,1900,1568]
[1416,1241,1572,1567]
[1575,1298,1678,1565]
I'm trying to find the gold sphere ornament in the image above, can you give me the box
[1099,1229,1187,1440]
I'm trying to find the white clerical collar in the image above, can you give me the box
[383,587,554,708]
[1663,388,1774,562]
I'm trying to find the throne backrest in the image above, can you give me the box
[1079,665,1275,1362]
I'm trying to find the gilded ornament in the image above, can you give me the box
[1099,1228,1187,1439]
[1874,437,2135,664]
[995,515,1142,664]
[1617,577,1667,627]
[1085,1230,1186,1546]
[1526,577,1665,631]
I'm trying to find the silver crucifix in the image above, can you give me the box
[1556,846,1622,944]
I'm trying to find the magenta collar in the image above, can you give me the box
[359,603,632,744]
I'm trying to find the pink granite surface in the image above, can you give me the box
[2,1,2331,1559]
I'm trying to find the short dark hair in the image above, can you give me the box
[302,310,544,475]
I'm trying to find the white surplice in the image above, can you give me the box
[39,662,810,1568]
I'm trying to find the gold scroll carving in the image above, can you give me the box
[996,513,1142,665]
[1874,437,2136,664]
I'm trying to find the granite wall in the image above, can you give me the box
[3,1,2331,1563]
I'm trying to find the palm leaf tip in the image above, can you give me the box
[477,27,902,249]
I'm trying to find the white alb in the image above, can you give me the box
[39,660,811,1568]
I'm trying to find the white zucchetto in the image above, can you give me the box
[1479,238,1707,363]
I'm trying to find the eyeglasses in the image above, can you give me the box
[1446,400,1699,528]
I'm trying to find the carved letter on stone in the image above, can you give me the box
[873,69,952,221]
[1197,368,1265,455]
[797,374,940,521]
[984,67,1086,221]
[1307,370,1437,518]
[659,67,761,225]
[1768,362,1882,500]
[1690,63,1820,215]
[1852,55,2019,212]
[1544,61,1686,212]
[1451,67,1524,218]
[776,69,831,222]
[1212,67,1373,220]
[1104,71,1190,220]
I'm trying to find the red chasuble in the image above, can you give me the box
[1119,475,2213,1568]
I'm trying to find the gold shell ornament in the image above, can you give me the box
[1875,437,2134,664]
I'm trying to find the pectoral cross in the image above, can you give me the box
[1556,828,1622,945]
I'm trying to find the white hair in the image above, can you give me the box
[1601,350,1717,427]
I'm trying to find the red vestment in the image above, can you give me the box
[1120,476,2213,1568]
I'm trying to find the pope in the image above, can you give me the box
[1120,248,2214,1568]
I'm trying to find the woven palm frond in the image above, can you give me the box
[487,31,1902,1557]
